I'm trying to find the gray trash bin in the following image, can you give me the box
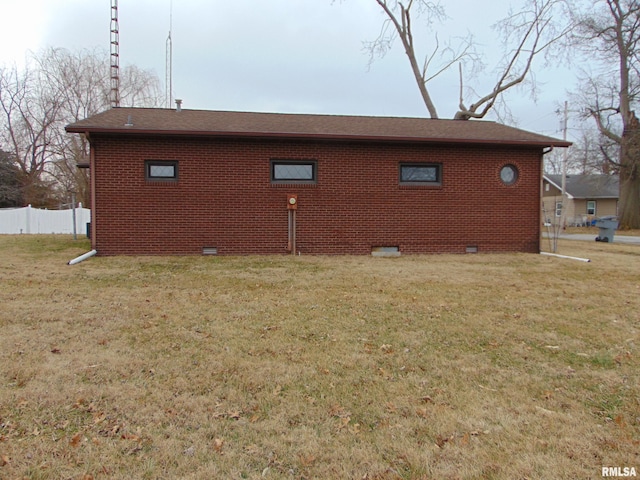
[595,216,618,242]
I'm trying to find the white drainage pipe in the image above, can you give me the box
[540,252,590,263]
[68,249,97,265]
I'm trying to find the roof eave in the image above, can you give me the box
[64,126,570,148]
[575,195,619,199]
[543,175,564,191]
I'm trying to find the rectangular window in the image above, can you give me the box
[587,200,596,215]
[399,164,441,185]
[146,160,178,181]
[271,160,317,184]
[555,201,562,217]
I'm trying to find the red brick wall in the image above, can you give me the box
[91,135,543,255]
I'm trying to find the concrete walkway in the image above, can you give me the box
[542,232,640,245]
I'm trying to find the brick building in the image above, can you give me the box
[66,108,570,256]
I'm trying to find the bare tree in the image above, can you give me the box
[562,124,620,174]
[0,62,62,206]
[0,48,163,207]
[366,0,572,120]
[0,149,24,207]
[573,0,640,228]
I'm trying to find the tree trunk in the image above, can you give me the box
[618,170,640,228]
[618,120,640,228]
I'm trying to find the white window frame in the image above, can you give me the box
[555,201,563,217]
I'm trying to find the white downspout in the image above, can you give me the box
[68,249,97,265]
[540,252,590,263]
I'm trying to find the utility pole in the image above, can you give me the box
[560,101,569,231]
[551,101,569,253]
[561,101,568,204]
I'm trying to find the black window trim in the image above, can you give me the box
[399,163,442,186]
[145,160,179,181]
[271,159,318,184]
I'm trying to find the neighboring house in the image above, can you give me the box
[542,174,619,227]
[66,107,569,256]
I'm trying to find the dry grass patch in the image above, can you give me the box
[0,235,639,479]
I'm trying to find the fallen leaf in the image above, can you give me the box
[329,405,350,418]
[213,438,224,452]
[299,454,316,467]
[614,415,626,428]
[338,417,351,430]
[435,434,453,448]
[70,432,82,448]
[416,407,428,419]
[228,410,242,420]
[614,351,632,364]
[0,454,8,466]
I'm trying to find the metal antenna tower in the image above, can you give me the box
[110,0,120,108]
[166,0,173,108]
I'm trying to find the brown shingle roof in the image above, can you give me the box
[66,107,571,147]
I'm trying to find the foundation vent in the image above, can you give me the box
[371,246,400,257]
[465,245,479,253]
[202,247,218,255]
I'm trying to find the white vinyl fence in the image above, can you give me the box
[0,204,91,235]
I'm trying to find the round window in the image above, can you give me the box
[500,164,518,185]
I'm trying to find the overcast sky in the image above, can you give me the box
[1,0,577,139]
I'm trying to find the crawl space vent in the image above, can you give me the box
[202,247,218,255]
[371,246,400,257]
